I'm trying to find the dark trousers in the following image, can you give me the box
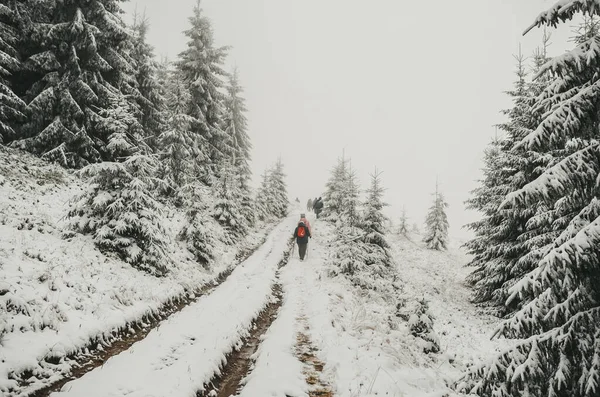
[298,243,308,259]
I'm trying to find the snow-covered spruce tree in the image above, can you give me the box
[131,15,167,151]
[254,169,271,221]
[343,164,362,228]
[12,0,142,167]
[459,4,600,396]
[211,162,245,239]
[398,206,409,236]
[179,182,219,268]
[223,69,254,226]
[158,74,196,187]
[175,1,229,185]
[266,158,289,218]
[362,169,390,251]
[322,155,350,219]
[411,222,420,234]
[423,181,449,250]
[322,154,361,226]
[0,2,26,144]
[68,155,170,275]
[354,169,394,286]
[406,298,440,354]
[463,49,551,311]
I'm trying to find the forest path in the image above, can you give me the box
[43,215,297,397]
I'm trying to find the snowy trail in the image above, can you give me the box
[48,215,296,397]
[278,223,498,397]
[235,258,311,397]
[235,234,332,397]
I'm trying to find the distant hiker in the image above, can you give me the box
[314,197,324,219]
[293,220,311,260]
[300,213,312,234]
[307,198,313,212]
[295,197,300,203]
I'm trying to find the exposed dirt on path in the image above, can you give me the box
[197,284,284,397]
[18,242,265,397]
[296,315,334,397]
[196,239,294,397]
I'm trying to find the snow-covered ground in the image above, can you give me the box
[1,149,509,396]
[47,214,295,397]
[237,219,508,397]
[388,231,508,380]
[236,259,309,397]
[0,147,275,394]
[218,217,510,396]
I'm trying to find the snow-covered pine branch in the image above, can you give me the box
[8,0,143,167]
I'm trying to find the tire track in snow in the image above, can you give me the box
[197,238,294,397]
[31,216,296,397]
[24,261,242,397]
[196,284,285,397]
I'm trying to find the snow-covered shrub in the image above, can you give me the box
[179,182,220,267]
[404,298,440,354]
[329,224,401,307]
[68,155,170,276]
[423,184,449,250]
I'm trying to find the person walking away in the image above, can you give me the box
[307,198,313,212]
[293,220,311,260]
[300,213,311,234]
[314,197,324,219]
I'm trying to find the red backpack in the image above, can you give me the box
[297,225,306,238]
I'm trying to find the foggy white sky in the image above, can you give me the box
[122,0,576,238]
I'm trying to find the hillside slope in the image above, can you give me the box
[0,146,271,394]
[388,231,510,385]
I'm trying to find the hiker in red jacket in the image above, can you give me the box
[293,220,311,260]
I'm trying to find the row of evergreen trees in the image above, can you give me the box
[461,4,600,396]
[323,156,395,289]
[322,156,443,353]
[0,1,289,274]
